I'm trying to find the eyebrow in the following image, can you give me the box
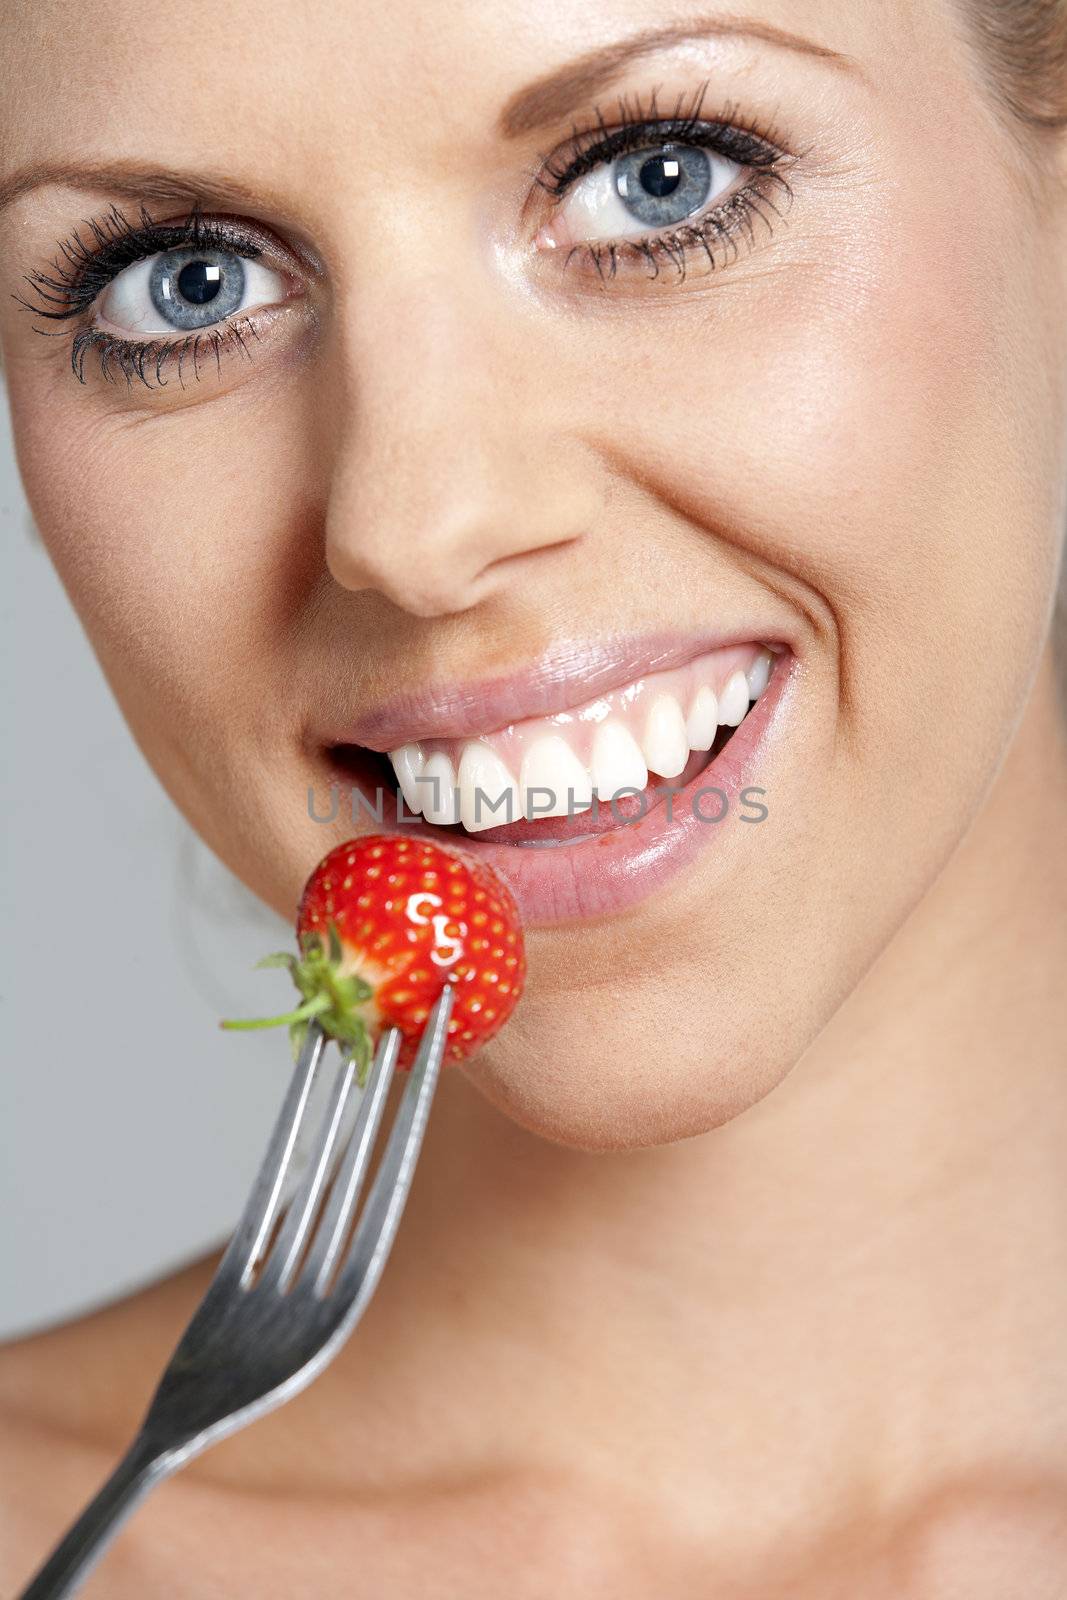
[0,160,269,219]
[0,12,863,219]
[499,12,865,138]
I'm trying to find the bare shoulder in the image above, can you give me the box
[688,1477,1067,1600]
[4,1337,1064,1600]
[0,1400,288,1600]
[0,1340,215,1600]
[0,1425,652,1600]
[0,1402,106,1596]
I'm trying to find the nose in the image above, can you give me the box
[321,273,593,619]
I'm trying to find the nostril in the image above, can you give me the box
[323,530,499,620]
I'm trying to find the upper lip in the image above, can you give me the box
[323,629,786,752]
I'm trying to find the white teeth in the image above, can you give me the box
[421,751,460,825]
[641,693,689,778]
[388,742,426,814]
[590,719,648,799]
[718,670,750,728]
[519,734,593,819]
[392,648,774,832]
[456,742,521,833]
[685,687,719,752]
[746,650,773,700]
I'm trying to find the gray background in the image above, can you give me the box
[0,383,301,1340]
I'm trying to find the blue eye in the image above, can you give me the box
[98,244,288,335]
[612,145,716,230]
[531,90,795,286]
[16,202,309,389]
[550,141,743,247]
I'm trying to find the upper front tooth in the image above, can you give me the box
[685,687,719,752]
[457,742,521,833]
[421,751,460,825]
[747,650,773,699]
[718,670,750,727]
[641,694,689,778]
[590,719,648,798]
[389,742,426,814]
[519,734,593,818]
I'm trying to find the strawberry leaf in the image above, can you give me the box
[254,952,298,973]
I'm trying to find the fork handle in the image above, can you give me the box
[17,1433,172,1599]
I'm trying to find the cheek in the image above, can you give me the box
[4,374,335,914]
[573,148,1064,801]
[479,151,1067,1151]
[8,387,321,745]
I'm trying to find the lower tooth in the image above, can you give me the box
[514,833,599,848]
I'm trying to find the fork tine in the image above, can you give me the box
[257,1046,361,1294]
[216,1021,328,1289]
[304,1026,401,1295]
[14,986,456,1600]
[332,983,453,1309]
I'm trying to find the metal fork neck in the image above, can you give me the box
[18,1433,171,1599]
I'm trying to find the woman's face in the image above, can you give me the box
[3,0,1066,1149]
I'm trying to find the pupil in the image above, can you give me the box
[177,260,222,305]
[639,155,682,199]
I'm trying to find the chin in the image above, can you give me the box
[456,968,812,1153]
[458,1040,790,1153]
[305,635,803,1152]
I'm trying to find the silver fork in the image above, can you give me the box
[17,984,454,1599]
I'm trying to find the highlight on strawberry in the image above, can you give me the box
[220,834,526,1080]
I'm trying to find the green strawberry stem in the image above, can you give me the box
[219,920,377,1085]
[218,992,332,1031]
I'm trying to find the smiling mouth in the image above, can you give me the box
[326,640,776,849]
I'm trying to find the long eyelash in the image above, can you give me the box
[530,81,800,285]
[68,316,261,389]
[12,201,266,387]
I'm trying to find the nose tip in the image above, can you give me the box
[323,430,591,620]
[325,516,498,619]
[320,274,597,620]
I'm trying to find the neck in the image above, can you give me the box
[17,653,1067,1560]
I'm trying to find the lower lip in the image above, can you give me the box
[326,653,793,926]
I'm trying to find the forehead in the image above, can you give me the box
[2,0,912,178]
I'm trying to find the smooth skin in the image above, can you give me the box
[2,0,1067,1592]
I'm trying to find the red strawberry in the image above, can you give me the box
[220,834,525,1078]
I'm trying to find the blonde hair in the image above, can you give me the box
[962,0,1067,131]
